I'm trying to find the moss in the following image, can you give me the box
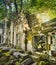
[39,54,49,61]
[39,61,50,65]
[0,55,10,63]
[15,61,20,65]
[4,52,10,56]
[0,49,2,53]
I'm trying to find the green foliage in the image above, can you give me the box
[31,0,37,6]
[0,0,56,21]
[15,61,20,65]
[0,2,6,20]
[24,0,56,13]
[39,61,50,65]
[39,54,49,61]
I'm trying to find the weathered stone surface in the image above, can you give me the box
[51,51,56,57]
[0,53,4,58]
[13,52,21,58]
[21,58,34,65]
[2,47,10,53]
[0,46,55,65]
[0,55,10,63]
[13,52,28,59]
[31,63,36,65]
[19,50,24,53]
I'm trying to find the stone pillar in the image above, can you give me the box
[27,33,33,52]
[0,29,3,44]
[48,34,51,56]
[1,35,2,44]
[3,21,7,44]
[27,41,33,52]
[51,33,56,52]
[48,35,51,44]
[10,21,13,45]
[21,33,25,50]
[14,26,16,47]
[19,24,24,49]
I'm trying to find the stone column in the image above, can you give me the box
[14,26,16,47]
[1,35,2,44]
[48,34,51,56]
[51,34,56,52]
[21,33,25,50]
[10,21,13,45]
[3,21,7,44]
[19,24,24,49]
[48,35,51,44]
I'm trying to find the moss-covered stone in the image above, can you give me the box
[0,55,10,63]
[39,61,50,65]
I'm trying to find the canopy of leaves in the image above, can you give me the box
[0,0,56,21]
[0,2,6,21]
[23,0,56,24]
[30,0,56,12]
